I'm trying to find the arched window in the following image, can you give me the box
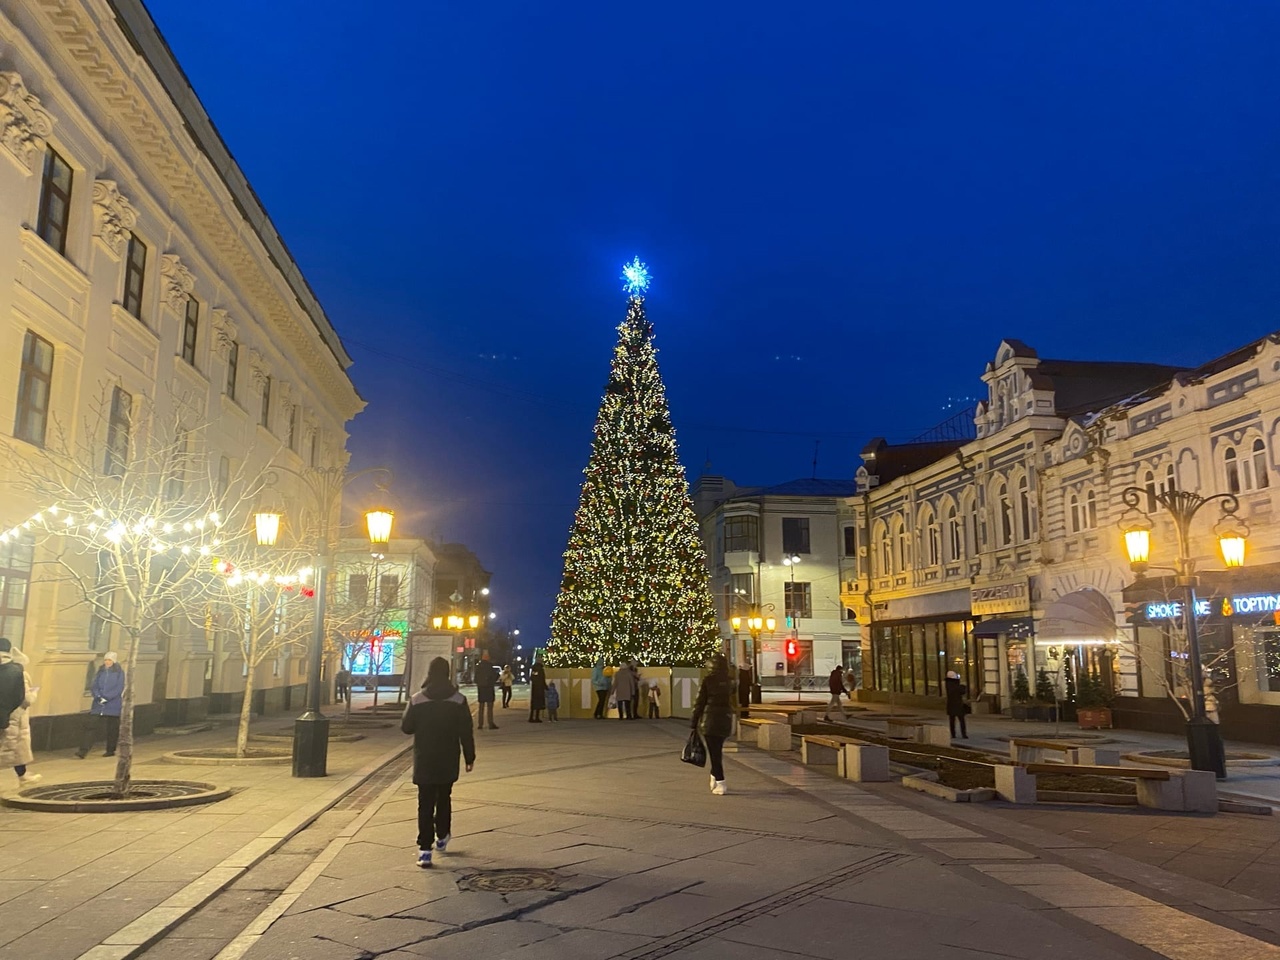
[873,520,890,577]
[1068,492,1081,534]
[1160,462,1176,495]
[1085,489,1097,529]
[1017,474,1032,541]
[995,479,1012,546]
[965,492,982,555]
[1224,446,1241,495]
[1143,470,1157,512]
[893,516,910,572]
[1253,438,1270,490]
[945,504,962,561]
[921,508,940,567]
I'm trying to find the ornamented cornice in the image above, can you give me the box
[160,254,195,312]
[211,309,238,357]
[0,71,54,171]
[91,179,138,258]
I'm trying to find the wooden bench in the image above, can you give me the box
[1010,739,1120,765]
[884,718,923,739]
[1014,763,1214,812]
[738,716,790,751]
[800,733,889,782]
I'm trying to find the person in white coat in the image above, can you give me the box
[0,638,40,787]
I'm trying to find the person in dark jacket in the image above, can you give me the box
[691,653,736,795]
[824,664,848,722]
[945,671,969,739]
[334,668,351,703]
[0,638,25,733]
[474,652,499,730]
[591,660,610,718]
[77,652,124,759]
[402,657,475,868]
[528,662,547,722]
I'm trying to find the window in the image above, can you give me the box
[1254,439,1270,490]
[919,508,939,567]
[378,574,400,607]
[182,296,199,366]
[122,233,147,320]
[724,515,759,553]
[0,534,35,647]
[88,549,116,650]
[1068,493,1081,534]
[103,386,131,476]
[348,573,369,607]
[226,341,239,400]
[1144,470,1158,512]
[309,429,318,468]
[784,581,812,619]
[995,480,1012,546]
[946,505,962,561]
[36,146,73,255]
[729,572,754,607]
[964,493,981,555]
[1017,475,1032,541]
[892,516,909,572]
[217,455,230,498]
[1224,447,1241,495]
[260,376,272,429]
[781,517,810,555]
[873,520,890,576]
[14,330,54,446]
[288,405,299,452]
[1160,463,1177,496]
[842,525,857,557]
[1085,489,1097,529]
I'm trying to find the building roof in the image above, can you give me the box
[748,478,861,498]
[860,438,966,485]
[1030,359,1187,418]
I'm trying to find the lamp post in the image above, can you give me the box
[433,595,481,681]
[730,603,776,712]
[1120,486,1247,779]
[782,554,802,685]
[365,509,394,710]
[254,465,393,778]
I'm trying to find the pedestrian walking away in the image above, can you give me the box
[691,653,736,795]
[528,662,547,722]
[499,665,514,708]
[824,663,848,721]
[335,667,351,703]
[611,660,637,719]
[402,657,475,868]
[647,681,661,719]
[77,652,124,759]
[591,659,611,719]
[0,638,40,786]
[945,670,970,739]
[474,652,499,730]
[546,680,560,721]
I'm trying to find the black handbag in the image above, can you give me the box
[681,729,707,767]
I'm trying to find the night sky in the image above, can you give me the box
[145,0,1280,635]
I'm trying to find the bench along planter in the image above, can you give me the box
[799,733,890,782]
[738,717,791,751]
[901,770,995,803]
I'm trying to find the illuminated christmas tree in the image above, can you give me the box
[546,259,719,667]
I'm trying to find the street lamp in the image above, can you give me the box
[364,508,395,708]
[253,464,393,778]
[729,600,776,710]
[1120,486,1247,778]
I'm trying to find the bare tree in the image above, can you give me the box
[1,396,263,796]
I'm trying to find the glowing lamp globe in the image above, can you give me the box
[1220,531,1247,569]
[432,616,443,629]
[1123,526,1151,568]
[766,617,777,632]
[365,509,394,546]
[254,512,281,547]
[730,616,742,631]
[468,614,481,630]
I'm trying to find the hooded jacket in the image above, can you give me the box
[90,664,125,717]
[401,679,476,785]
[0,648,33,766]
[691,667,736,739]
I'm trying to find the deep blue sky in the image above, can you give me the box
[146,0,1280,635]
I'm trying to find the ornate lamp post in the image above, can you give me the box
[1120,486,1247,779]
[730,600,776,708]
[254,465,393,778]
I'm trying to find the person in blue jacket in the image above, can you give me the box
[76,652,124,758]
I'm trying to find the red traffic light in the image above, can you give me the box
[785,638,798,658]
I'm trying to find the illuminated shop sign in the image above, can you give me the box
[1145,593,1280,620]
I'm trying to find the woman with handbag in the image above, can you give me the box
[945,671,969,739]
[690,653,736,795]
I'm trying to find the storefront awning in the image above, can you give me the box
[972,617,1034,638]
[1037,588,1120,645]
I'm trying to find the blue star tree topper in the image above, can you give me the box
[621,257,651,296]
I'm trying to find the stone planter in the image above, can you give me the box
[1076,707,1113,730]
[1010,703,1057,722]
[3,779,230,812]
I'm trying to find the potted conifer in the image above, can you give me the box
[1075,672,1113,730]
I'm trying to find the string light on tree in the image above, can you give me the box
[546,259,719,667]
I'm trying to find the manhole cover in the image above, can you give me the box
[458,869,561,893]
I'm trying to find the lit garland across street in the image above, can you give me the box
[546,267,719,667]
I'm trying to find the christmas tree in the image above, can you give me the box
[545,259,719,667]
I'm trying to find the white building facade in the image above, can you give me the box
[694,476,862,688]
[0,0,362,746]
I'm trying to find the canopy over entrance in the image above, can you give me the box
[1037,588,1121,645]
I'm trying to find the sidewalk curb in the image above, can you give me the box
[74,740,413,960]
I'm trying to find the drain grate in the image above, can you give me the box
[458,868,562,893]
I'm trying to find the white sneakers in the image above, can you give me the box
[711,781,727,795]
[416,849,432,868]
[18,773,42,787]
[435,833,451,852]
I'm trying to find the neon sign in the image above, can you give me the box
[1145,593,1280,621]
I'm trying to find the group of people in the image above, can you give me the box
[472,653,530,726]
[590,660,661,719]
